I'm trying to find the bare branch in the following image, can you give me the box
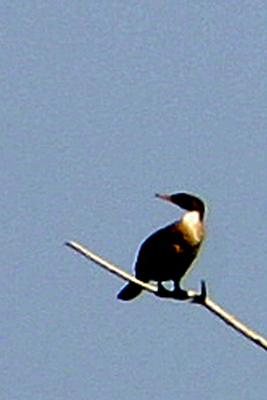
[66,241,157,293]
[202,297,267,351]
[66,240,267,353]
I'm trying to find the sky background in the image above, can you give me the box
[2,1,267,399]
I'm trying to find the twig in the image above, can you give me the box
[66,240,267,353]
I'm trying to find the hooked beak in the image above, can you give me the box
[155,193,173,203]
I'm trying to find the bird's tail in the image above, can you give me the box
[117,282,143,301]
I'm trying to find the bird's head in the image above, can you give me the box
[155,192,205,220]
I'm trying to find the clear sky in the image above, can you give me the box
[2,1,267,399]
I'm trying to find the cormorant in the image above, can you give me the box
[117,192,206,301]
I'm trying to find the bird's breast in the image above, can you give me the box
[174,211,205,247]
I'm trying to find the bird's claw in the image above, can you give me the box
[156,282,190,300]
[173,288,190,300]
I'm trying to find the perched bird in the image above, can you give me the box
[117,192,206,301]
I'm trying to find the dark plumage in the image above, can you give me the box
[117,192,206,301]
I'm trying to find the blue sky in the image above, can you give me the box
[2,1,267,399]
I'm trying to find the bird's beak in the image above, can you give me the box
[155,193,173,203]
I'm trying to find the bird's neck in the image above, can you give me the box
[179,211,205,246]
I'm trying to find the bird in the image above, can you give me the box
[117,192,206,301]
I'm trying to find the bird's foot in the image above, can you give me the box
[172,287,190,300]
[156,280,207,302]
[156,282,190,300]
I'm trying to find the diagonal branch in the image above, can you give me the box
[66,240,158,292]
[66,240,267,353]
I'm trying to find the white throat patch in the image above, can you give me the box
[180,211,205,246]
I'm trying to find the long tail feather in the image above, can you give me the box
[117,282,143,301]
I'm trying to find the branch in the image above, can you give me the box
[66,240,267,353]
